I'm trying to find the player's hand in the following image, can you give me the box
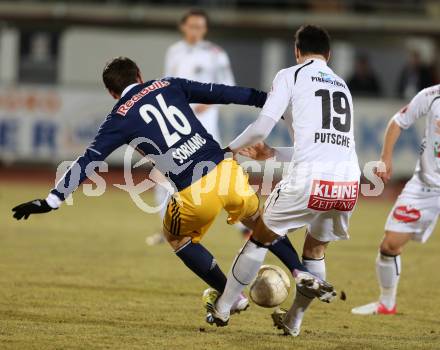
[375,157,392,184]
[12,199,55,220]
[239,142,275,160]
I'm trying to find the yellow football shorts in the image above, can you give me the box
[163,158,259,243]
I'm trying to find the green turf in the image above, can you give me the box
[1,183,439,349]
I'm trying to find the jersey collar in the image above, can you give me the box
[121,83,140,98]
[305,57,327,65]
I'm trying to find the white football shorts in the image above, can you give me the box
[263,175,359,242]
[385,174,440,243]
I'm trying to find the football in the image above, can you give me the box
[249,265,291,308]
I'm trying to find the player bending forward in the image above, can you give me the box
[11,57,324,315]
[206,25,361,336]
[352,84,440,316]
[149,9,246,245]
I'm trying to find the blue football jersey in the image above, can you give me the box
[51,78,266,200]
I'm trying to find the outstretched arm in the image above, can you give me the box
[228,114,277,152]
[12,114,127,220]
[172,78,267,108]
[193,48,236,115]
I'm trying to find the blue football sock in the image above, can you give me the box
[268,236,307,272]
[175,241,227,292]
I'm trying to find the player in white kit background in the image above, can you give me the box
[205,25,361,336]
[148,9,237,244]
[164,9,234,141]
[352,85,440,316]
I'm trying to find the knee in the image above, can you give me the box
[380,238,403,256]
[164,228,191,251]
[251,218,279,245]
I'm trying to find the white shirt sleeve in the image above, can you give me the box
[227,70,292,152]
[228,114,277,151]
[215,50,235,86]
[393,89,430,129]
[260,69,291,123]
[273,147,294,162]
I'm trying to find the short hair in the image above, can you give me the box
[180,9,209,25]
[295,25,331,58]
[102,57,140,95]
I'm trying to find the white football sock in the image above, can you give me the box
[216,239,268,315]
[376,252,400,309]
[284,256,326,330]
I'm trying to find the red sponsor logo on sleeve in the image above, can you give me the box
[308,180,359,212]
[392,206,421,223]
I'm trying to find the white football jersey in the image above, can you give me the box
[393,84,440,187]
[262,58,359,178]
[164,40,234,86]
[164,40,234,141]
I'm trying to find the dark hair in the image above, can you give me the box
[102,56,140,95]
[180,9,209,25]
[295,25,331,58]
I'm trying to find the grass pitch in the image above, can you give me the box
[1,183,440,350]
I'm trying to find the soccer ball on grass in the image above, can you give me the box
[249,264,291,308]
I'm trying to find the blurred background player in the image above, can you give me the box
[352,84,440,316]
[147,9,245,245]
[165,9,234,139]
